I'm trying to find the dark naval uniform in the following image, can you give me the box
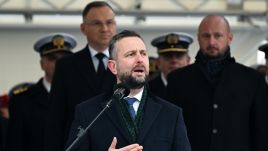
[0,116,8,151]
[148,74,166,98]
[6,33,76,151]
[149,32,193,98]
[6,79,49,151]
[0,94,9,151]
[258,43,268,87]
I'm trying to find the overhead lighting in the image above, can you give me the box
[32,14,81,25]
[0,14,25,24]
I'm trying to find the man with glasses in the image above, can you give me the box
[44,1,117,151]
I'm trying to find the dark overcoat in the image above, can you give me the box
[0,116,8,151]
[66,92,191,151]
[167,61,268,151]
[44,47,116,151]
[148,74,166,99]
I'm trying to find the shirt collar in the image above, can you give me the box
[160,72,168,86]
[42,77,51,92]
[88,45,110,58]
[125,87,144,102]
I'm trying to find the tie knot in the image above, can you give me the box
[125,97,137,120]
[126,97,136,106]
[95,53,105,61]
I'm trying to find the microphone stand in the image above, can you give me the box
[65,98,113,151]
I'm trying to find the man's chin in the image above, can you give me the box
[119,73,148,89]
[205,52,222,59]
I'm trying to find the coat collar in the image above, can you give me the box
[27,78,50,107]
[102,93,162,144]
[137,95,162,143]
[102,98,133,143]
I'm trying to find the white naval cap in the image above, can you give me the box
[34,33,77,56]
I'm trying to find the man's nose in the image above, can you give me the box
[209,36,217,45]
[100,23,108,31]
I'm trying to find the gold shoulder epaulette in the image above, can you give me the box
[13,87,30,95]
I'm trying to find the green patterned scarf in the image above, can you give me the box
[117,86,147,143]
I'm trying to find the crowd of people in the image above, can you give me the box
[1,1,268,151]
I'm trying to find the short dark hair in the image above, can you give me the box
[82,1,114,19]
[109,30,143,59]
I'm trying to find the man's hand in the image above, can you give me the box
[108,137,143,151]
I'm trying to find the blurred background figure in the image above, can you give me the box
[0,82,34,151]
[6,33,76,151]
[148,56,159,80]
[258,43,268,85]
[0,94,9,151]
[8,82,34,109]
[148,32,193,98]
[0,94,9,120]
[251,64,267,76]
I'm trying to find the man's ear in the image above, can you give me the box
[155,58,161,69]
[80,23,86,36]
[40,58,45,71]
[187,55,191,64]
[107,60,117,75]
[228,32,233,45]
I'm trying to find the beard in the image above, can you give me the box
[118,71,148,89]
[203,45,229,59]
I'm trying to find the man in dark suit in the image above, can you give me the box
[44,1,117,151]
[149,32,193,98]
[258,43,268,85]
[6,33,76,151]
[65,30,191,151]
[166,15,268,151]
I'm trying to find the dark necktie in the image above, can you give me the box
[95,53,106,91]
[126,97,137,120]
[95,53,105,79]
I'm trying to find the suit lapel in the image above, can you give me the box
[75,47,98,90]
[102,99,133,143]
[75,47,116,93]
[138,96,162,143]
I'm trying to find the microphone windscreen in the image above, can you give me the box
[113,83,130,98]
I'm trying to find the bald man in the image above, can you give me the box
[166,15,268,151]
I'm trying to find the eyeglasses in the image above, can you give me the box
[83,19,116,27]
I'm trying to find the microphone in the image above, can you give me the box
[112,83,130,100]
[65,83,130,151]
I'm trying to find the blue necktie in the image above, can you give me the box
[126,98,137,120]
